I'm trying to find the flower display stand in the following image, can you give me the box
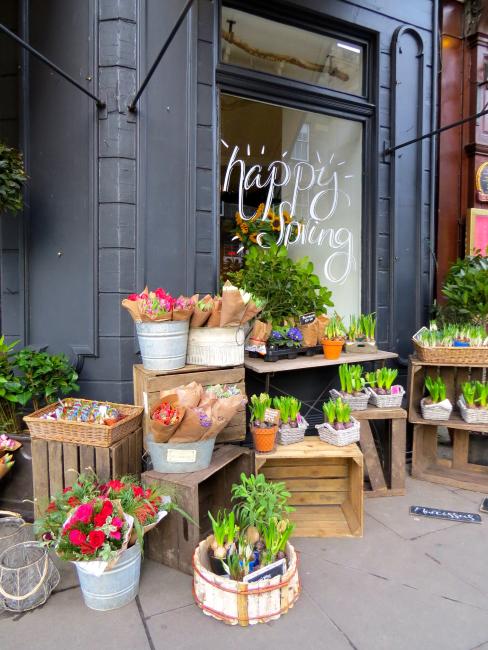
[141,445,254,575]
[255,438,363,537]
[352,406,407,497]
[31,427,143,517]
[409,357,488,491]
[133,363,246,444]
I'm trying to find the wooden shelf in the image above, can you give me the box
[410,355,488,368]
[412,462,488,493]
[244,350,398,374]
[409,408,488,433]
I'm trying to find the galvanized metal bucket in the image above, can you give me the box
[136,320,189,371]
[75,542,141,611]
[147,436,216,473]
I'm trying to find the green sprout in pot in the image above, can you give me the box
[207,509,236,562]
[373,368,398,395]
[273,396,290,425]
[324,313,346,341]
[338,364,365,396]
[322,399,336,425]
[288,397,302,427]
[365,371,377,388]
[461,381,477,408]
[249,393,272,428]
[424,376,447,404]
[475,382,488,409]
[360,313,376,342]
[322,397,353,430]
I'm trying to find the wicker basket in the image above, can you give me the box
[23,399,143,448]
[315,418,360,446]
[330,388,369,411]
[277,419,308,445]
[420,398,453,421]
[367,386,405,408]
[413,338,488,365]
[186,327,245,367]
[193,540,300,626]
[458,396,488,425]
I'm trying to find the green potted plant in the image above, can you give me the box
[316,397,360,446]
[458,381,488,424]
[440,251,488,328]
[366,368,404,408]
[345,313,377,353]
[421,376,452,421]
[330,364,369,410]
[265,326,304,361]
[206,509,237,575]
[273,396,308,445]
[249,393,277,453]
[321,314,346,360]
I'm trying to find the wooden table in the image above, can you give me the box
[255,438,363,538]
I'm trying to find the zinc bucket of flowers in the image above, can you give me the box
[122,288,195,371]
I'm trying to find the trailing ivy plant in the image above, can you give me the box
[440,251,488,327]
[0,142,27,214]
[228,243,333,322]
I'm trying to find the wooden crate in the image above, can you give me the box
[353,406,407,497]
[142,445,254,575]
[133,363,246,444]
[32,427,143,517]
[255,438,363,538]
[409,358,488,491]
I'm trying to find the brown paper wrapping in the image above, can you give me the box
[206,298,222,328]
[170,407,212,443]
[190,294,213,328]
[199,391,219,409]
[316,314,331,342]
[172,295,195,321]
[149,395,185,443]
[161,381,203,409]
[249,320,272,344]
[299,320,319,347]
[241,299,262,325]
[220,281,248,327]
[200,394,246,440]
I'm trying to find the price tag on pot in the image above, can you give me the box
[166,449,197,463]
[264,408,280,425]
[299,312,316,325]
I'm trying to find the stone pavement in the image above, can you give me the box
[2,476,488,650]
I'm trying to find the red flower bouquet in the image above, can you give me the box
[56,497,129,564]
[121,287,195,322]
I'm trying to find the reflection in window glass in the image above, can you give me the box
[220,94,363,320]
[221,6,364,96]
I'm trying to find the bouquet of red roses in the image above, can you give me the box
[56,497,129,565]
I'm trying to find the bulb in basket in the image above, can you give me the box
[366,368,398,395]
[322,397,354,430]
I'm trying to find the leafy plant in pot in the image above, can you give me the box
[421,376,452,421]
[273,396,302,428]
[330,364,369,410]
[321,314,346,360]
[206,509,237,575]
[317,397,360,445]
[366,368,404,407]
[249,393,277,453]
[458,381,488,424]
[267,326,303,359]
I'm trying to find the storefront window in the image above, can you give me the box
[221,7,364,96]
[220,94,363,320]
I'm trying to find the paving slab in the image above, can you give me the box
[0,586,150,650]
[301,557,488,650]
[294,513,488,610]
[145,590,353,650]
[364,476,482,539]
[138,559,193,618]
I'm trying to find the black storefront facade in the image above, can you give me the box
[0,0,437,402]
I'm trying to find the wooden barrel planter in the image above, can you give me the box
[192,540,300,626]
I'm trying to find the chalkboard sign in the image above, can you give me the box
[299,312,316,325]
[409,505,481,524]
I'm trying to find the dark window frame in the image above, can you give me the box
[216,0,379,314]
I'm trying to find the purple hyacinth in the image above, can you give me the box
[271,330,283,339]
[287,327,303,342]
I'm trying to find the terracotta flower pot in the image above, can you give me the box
[251,425,278,453]
[321,339,344,360]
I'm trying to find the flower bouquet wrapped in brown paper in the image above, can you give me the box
[206,297,223,327]
[299,319,319,347]
[121,288,195,322]
[150,395,185,443]
[161,381,203,409]
[200,393,247,440]
[170,406,214,443]
[190,295,214,328]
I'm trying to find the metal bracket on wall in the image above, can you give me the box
[0,22,106,109]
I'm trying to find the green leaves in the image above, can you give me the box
[424,376,447,403]
[231,472,294,529]
[441,252,488,327]
[249,393,271,423]
[0,142,27,215]
[227,243,333,323]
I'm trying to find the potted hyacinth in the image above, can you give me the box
[321,314,346,360]
[421,376,452,421]
[273,396,308,445]
[330,364,369,410]
[458,381,488,424]
[366,368,405,408]
[316,397,360,446]
[122,288,195,371]
[265,326,303,361]
[345,313,377,353]
[249,393,278,453]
